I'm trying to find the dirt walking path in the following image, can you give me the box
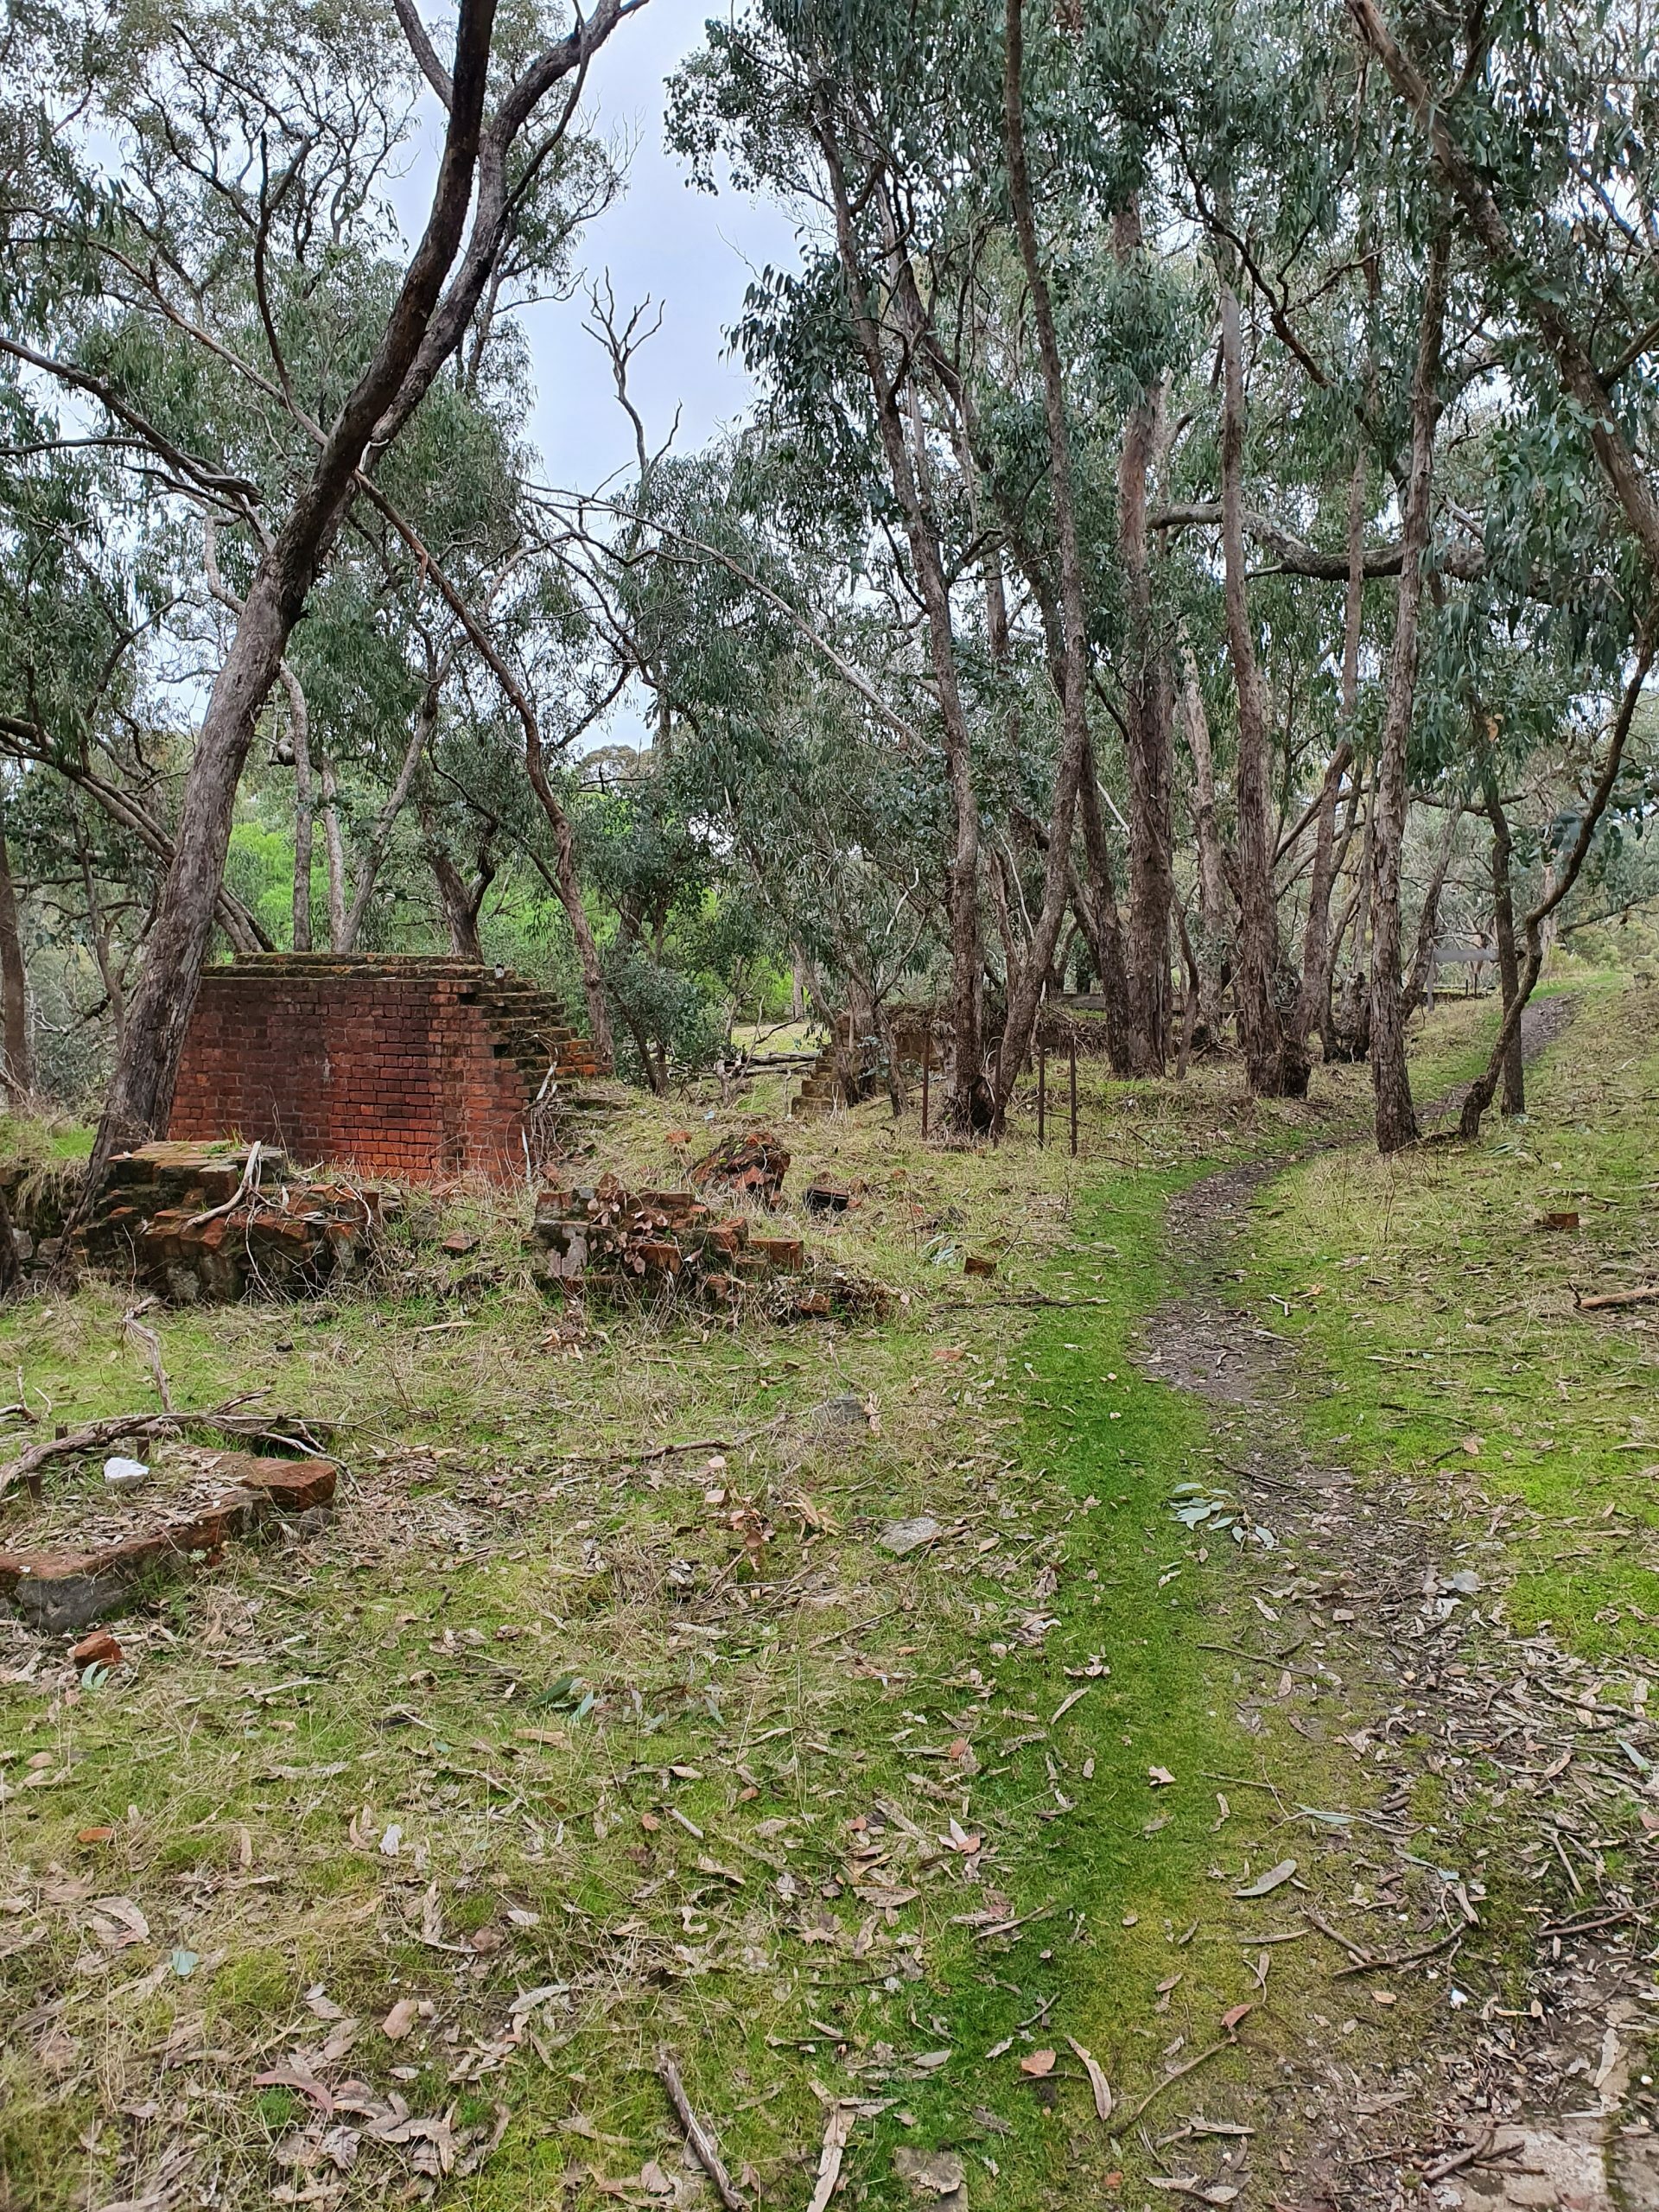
[1134,997,1659,2211]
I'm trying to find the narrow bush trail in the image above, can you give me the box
[1133,997,1659,2209]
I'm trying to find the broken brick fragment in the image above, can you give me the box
[69,1630,124,1670]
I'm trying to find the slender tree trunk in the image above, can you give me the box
[0,822,32,1097]
[1459,640,1653,1138]
[816,109,984,1130]
[1482,769,1524,1115]
[1370,233,1449,1153]
[1116,197,1174,1076]
[318,754,349,952]
[1178,640,1228,1046]
[1074,742,1134,1074]
[281,664,314,953]
[988,0,1095,1122]
[1295,740,1352,1052]
[1298,447,1366,1052]
[1403,798,1465,1014]
[1332,765,1376,1058]
[1321,772,1369,1056]
[338,687,436,953]
[1219,280,1308,1097]
[520,748,614,1070]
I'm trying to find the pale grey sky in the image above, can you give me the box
[518,0,802,490]
[385,2,804,747]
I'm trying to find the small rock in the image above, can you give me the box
[894,2145,967,2197]
[880,1516,941,1557]
[442,1230,479,1255]
[103,1456,149,1490]
[70,1630,124,1671]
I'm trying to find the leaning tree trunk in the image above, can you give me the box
[1370,234,1449,1153]
[1218,278,1308,1097]
[1482,767,1524,1115]
[0,821,32,1097]
[75,0,633,1209]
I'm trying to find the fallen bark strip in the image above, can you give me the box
[0,1397,334,1499]
[1196,1639,1323,1681]
[1331,1929,1462,1980]
[1117,2037,1235,2128]
[658,2051,748,2212]
[1540,1905,1643,1940]
[1422,2125,1497,2184]
[1301,1905,1373,1966]
[1574,1283,1659,1312]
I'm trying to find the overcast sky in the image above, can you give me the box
[383,1,802,747]
[512,0,802,491]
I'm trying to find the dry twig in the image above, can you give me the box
[657,2051,748,2212]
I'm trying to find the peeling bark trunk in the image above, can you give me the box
[1179,640,1228,1046]
[1219,280,1308,1097]
[1370,234,1449,1153]
[0,821,32,1097]
[1074,742,1134,1074]
[1116,198,1174,1076]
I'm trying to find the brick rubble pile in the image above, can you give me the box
[529,1176,803,1306]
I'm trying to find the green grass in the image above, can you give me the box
[0,1015,1548,2208]
[1253,975,1659,1669]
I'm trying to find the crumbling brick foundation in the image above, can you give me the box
[168,953,607,1181]
[82,1142,381,1302]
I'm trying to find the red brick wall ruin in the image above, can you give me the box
[167,955,601,1179]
